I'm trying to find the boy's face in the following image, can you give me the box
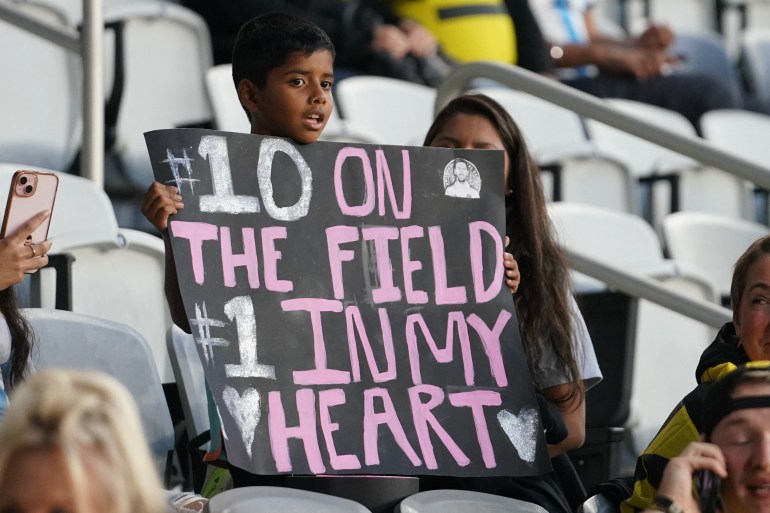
[241,50,334,144]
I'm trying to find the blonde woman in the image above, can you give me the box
[0,369,167,513]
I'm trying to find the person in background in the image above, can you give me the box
[389,0,555,73]
[423,93,602,513]
[526,0,742,130]
[640,363,770,513]
[0,369,167,513]
[183,0,452,86]
[621,234,770,512]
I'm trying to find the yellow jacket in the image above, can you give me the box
[390,0,517,64]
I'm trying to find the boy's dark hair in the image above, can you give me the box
[232,12,335,90]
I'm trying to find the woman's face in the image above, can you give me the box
[0,447,107,513]
[429,113,510,192]
[735,254,770,361]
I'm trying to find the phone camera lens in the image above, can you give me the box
[19,176,27,185]
[24,185,33,194]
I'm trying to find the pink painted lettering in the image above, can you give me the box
[405,313,449,385]
[448,390,502,469]
[281,298,350,385]
[334,147,375,216]
[448,312,475,386]
[467,310,512,387]
[268,389,325,473]
[220,227,259,288]
[428,226,467,305]
[408,385,470,469]
[363,388,422,466]
[169,221,218,284]
[375,149,412,219]
[363,226,401,303]
[400,225,428,304]
[345,306,397,383]
[318,389,361,470]
[405,311,474,386]
[325,226,359,299]
[469,221,504,303]
[261,226,293,292]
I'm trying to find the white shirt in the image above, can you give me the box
[535,294,603,391]
[529,0,600,79]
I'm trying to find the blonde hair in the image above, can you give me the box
[0,369,166,513]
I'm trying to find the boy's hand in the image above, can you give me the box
[503,237,521,294]
[0,211,53,290]
[141,182,184,233]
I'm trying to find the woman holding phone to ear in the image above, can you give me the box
[0,210,51,419]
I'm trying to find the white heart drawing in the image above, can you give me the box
[496,408,540,464]
[223,386,261,459]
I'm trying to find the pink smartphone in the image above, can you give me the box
[0,170,59,245]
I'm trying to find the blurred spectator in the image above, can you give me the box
[527,0,742,130]
[389,0,554,73]
[183,0,453,86]
[0,369,167,513]
[389,0,742,130]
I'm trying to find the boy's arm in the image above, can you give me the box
[142,182,191,333]
[163,235,191,333]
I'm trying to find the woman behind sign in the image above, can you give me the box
[423,93,602,513]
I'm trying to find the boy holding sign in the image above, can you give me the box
[141,12,336,334]
[141,11,335,488]
[142,11,549,505]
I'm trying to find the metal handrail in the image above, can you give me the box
[81,0,104,189]
[436,61,770,190]
[565,248,733,328]
[0,0,103,188]
[436,62,744,328]
[0,1,79,51]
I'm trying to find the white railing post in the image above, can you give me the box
[81,0,104,188]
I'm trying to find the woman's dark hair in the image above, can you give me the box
[424,93,583,406]
[0,288,32,389]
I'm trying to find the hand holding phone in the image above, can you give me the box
[1,171,58,243]
[0,170,58,276]
[696,469,722,513]
[0,211,53,289]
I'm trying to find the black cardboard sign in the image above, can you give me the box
[146,129,549,476]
